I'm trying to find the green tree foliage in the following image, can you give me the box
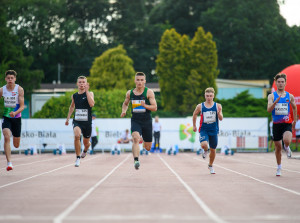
[6,0,110,83]
[33,89,131,118]
[156,29,183,111]
[182,27,219,113]
[106,0,164,82]
[216,91,269,118]
[149,0,214,37]
[89,45,135,90]
[33,89,270,119]
[3,0,300,85]
[0,0,43,98]
[201,0,298,80]
[156,27,218,114]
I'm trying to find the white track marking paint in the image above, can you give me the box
[1,157,62,170]
[219,156,300,174]
[158,154,227,223]
[0,214,300,221]
[191,155,300,196]
[53,154,130,223]
[0,156,99,189]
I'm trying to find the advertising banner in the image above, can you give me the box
[0,117,268,151]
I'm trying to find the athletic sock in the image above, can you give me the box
[134,157,139,161]
[278,164,282,169]
[77,156,80,159]
[7,162,12,166]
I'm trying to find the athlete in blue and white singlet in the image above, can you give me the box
[193,87,223,174]
[267,73,297,176]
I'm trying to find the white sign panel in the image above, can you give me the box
[0,117,268,151]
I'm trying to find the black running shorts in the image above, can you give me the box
[72,120,92,138]
[2,116,21,137]
[131,118,152,142]
[273,123,292,141]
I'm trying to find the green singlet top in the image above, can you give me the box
[130,87,151,121]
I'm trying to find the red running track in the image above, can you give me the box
[0,152,299,223]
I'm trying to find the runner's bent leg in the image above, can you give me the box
[144,142,152,151]
[282,131,292,148]
[13,137,20,149]
[274,141,282,165]
[132,132,140,158]
[201,141,209,151]
[3,129,12,162]
[209,149,216,166]
[74,127,82,157]
[83,137,91,152]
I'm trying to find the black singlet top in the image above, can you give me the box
[130,87,151,121]
[73,92,92,123]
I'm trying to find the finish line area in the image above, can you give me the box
[0,152,300,223]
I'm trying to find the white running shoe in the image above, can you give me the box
[75,158,80,167]
[202,149,208,159]
[208,165,215,174]
[284,146,292,158]
[6,163,13,171]
[81,151,87,158]
[276,168,281,176]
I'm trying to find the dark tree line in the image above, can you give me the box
[1,0,299,87]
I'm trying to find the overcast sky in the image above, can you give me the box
[279,0,300,26]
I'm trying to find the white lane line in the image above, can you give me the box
[1,157,64,170]
[1,214,300,222]
[219,156,300,174]
[66,215,210,221]
[192,156,300,196]
[66,214,300,221]
[158,154,227,223]
[53,154,130,223]
[0,156,99,189]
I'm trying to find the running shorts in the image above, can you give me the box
[273,123,292,141]
[73,120,92,138]
[131,118,152,142]
[2,116,21,137]
[199,130,218,149]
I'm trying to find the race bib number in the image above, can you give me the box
[275,103,288,115]
[4,96,17,108]
[132,100,146,113]
[203,111,216,123]
[75,109,88,121]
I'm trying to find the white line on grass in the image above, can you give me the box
[158,154,227,223]
[0,156,99,189]
[53,154,130,223]
[191,155,300,196]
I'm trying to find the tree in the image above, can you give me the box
[149,0,214,37]
[216,91,269,118]
[0,0,43,98]
[156,29,183,111]
[156,27,218,114]
[106,0,164,82]
[201,0,298,80]
[89,45,135,90]
[33,89,131,118]
[6,0,110,83]
[181,27,219,113]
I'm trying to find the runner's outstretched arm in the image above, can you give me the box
[65,95,75,125]
[121,90,130,117]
